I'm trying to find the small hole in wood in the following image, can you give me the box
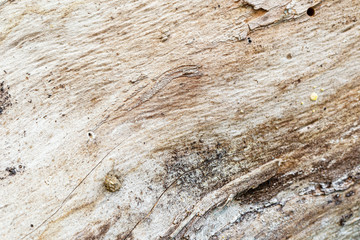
[87,131,95,140]
[307,7,315,17]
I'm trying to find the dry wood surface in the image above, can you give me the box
[0,0,359,239]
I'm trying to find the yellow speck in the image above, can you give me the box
[301,102,304,105]
[310,92,318,101]
[313,86,317,89]
[312,109,315,113]
[320,88,324,92]
[240,110,244,113]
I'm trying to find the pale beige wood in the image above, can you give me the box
[0,0,359,239]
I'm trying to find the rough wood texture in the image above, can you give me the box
[0,0,359,239]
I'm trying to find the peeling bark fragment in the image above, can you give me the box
[245,0,322,31]
[244,0,289,11]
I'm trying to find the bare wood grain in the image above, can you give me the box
[0,0,359,239]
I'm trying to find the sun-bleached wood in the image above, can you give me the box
[0,0,359,239]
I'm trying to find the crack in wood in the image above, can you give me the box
[169,159,280,239]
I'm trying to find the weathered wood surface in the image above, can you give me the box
[0,0,359,239]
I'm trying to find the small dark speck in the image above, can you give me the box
[3,70,7,74]
[247,37,252,44]
[6,167,16,176]
[218,4,220,8]
[345,191,354,197]
[48,94,52,98]
[30,224,34,228]
[323,107,327,110]
[339,213,353,226]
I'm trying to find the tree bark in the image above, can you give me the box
[0,0,359,239]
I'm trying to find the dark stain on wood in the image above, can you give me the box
[0,81,11,115]
[83,222,111,240]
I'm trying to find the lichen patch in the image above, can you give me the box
[104,170,122,192]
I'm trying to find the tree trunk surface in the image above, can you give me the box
[0,0,359,239]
